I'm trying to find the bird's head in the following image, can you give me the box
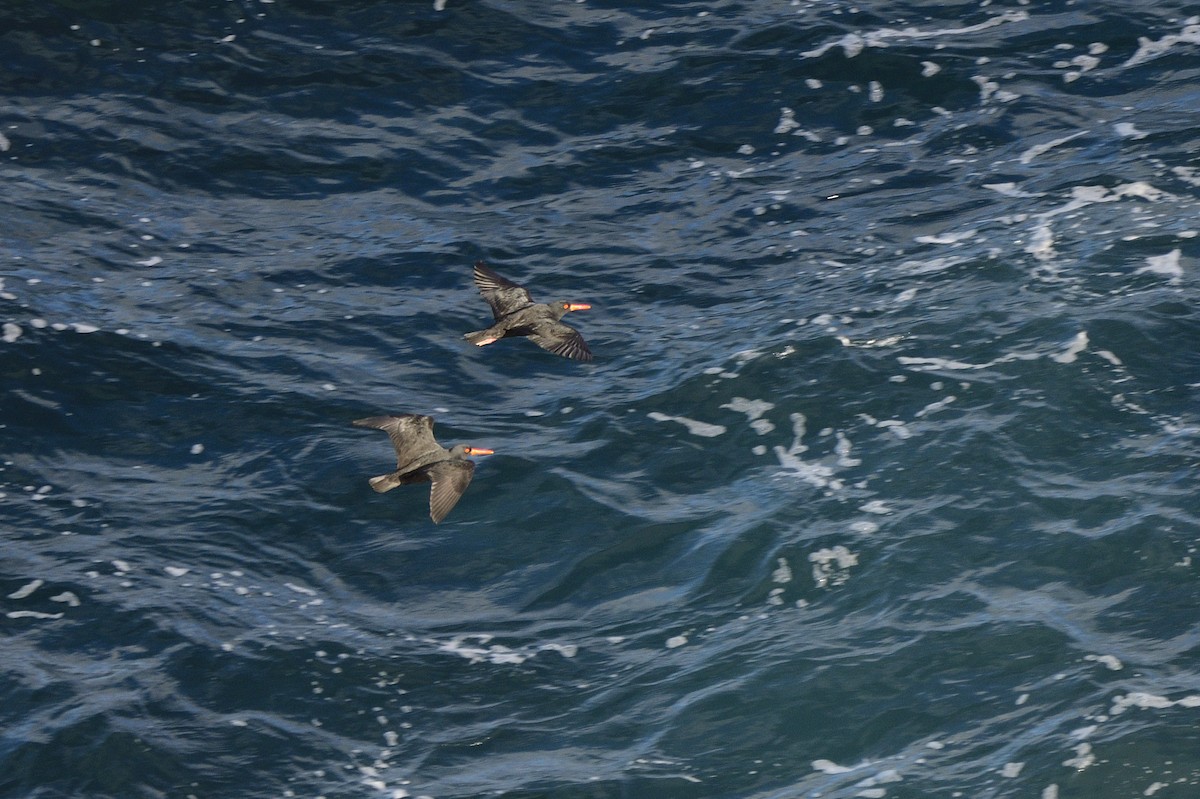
[451,444,494,457]
[553,300,591,319]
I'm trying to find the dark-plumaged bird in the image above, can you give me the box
[464,260,593,362]
[352,413,494,524]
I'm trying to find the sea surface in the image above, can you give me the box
[3,1,1199,797]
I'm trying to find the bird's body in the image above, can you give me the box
[464,261,593,361]
[352,414,492,524]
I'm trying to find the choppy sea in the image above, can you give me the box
[4,2,1200,797]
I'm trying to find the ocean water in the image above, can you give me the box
[3,1,1199,797]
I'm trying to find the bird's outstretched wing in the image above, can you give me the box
[529,322,593,362]
[352,414,441,473]
[473,261,534,320]
[426,460,476,523]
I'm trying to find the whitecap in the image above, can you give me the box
[647,412,726,437]
[1122,20,1200,68]
[1114,122,1147,140]
[772,558,792,584]
[1050,331,1088,364]
[1019,131,1088,165]
[812,758,862,774]
[1136,249,1183,282]
[1084,653,1123,670]
[8,579,43,599]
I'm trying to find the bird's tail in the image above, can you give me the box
[368,473,403,493]
[464,329,498,347]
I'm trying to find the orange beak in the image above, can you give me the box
[566,303,591,312]
[465,447,494,456]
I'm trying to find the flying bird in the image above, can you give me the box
[352,413,493,524]
[464,260,593,361]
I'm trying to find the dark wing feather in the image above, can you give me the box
[426,460,475,523]
[528,322,593,362]
[473,261,534,320]
[352,414,442,473]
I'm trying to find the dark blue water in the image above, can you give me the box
[3,2,1200,797]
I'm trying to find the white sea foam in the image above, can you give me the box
[837,334,907,347]
[540,643,578,658]
[901,332,1087,373]
[915,396,956,417]
[437,634,580,664]
[898,356,986,371]
[8,579,43,599]
[1019,131,1089,165]
[2,323,22,343]
[772,558,793,584]
[812,759,856,774]
[983,182,1042,198]
[802,32,865,59]
[801,11,1028,58]
[862,769,902,785]
[973,74,1019,103]
[647,412,726,437]
[1062,742,1095,770]
[721,397,775,434]
[1051,331,1089,364]
[1085,653,1123,670]
[440,635,527,664]
[1173,166,1200,187]
[875,420,911,439]
[1109,691,1200,715]
[1114,122,1148,140]
[835,432,860,467]
[1023,182,1175,262]
[915,229,977,245]
[1122,19,1200,68]
[774,413,837,488]
[721,397,774,420]
[1136,249,1183,282]
[810,546,858,588]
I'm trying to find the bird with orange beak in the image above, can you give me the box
[463,260,593,361]
[352,414,493,524]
